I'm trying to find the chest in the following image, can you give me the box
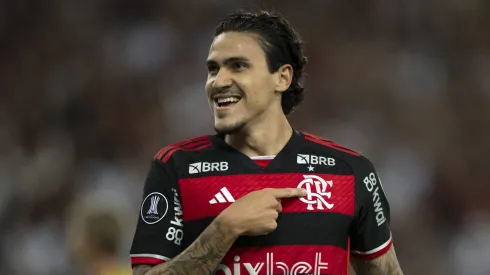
[178,173,354,234]
[177,173,354,275]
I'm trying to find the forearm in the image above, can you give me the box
[350,246,403,275]
[133,217,238,275]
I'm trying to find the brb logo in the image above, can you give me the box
[215,253,328,275]
[297,154,335,166]
[189,162,228,174]
[297,175,334,210]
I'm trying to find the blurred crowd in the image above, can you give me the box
[1,0,490,274]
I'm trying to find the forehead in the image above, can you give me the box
[207,32,266,62]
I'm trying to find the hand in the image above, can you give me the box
[217,188,306,236]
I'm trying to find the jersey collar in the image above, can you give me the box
[211,129,304,172]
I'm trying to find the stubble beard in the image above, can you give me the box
[214,120,246,135]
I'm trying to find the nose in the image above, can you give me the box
[212,69,233,89]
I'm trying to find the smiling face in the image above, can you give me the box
[205,32,285,135]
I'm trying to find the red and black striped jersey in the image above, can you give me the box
[130,130,392,275]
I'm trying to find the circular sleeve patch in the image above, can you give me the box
[140,192,169,224]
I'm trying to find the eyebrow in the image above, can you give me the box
[206,56,250,67]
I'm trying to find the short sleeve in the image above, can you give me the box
[350,156,392,259]
[130,159,184,266]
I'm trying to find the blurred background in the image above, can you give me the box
[1,0,490,274]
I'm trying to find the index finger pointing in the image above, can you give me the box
[272,188,307,198]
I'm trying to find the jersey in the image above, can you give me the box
[130,130,392,275]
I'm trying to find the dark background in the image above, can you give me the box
[1,1,489,274]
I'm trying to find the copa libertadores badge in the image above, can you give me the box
[141,192,168,224]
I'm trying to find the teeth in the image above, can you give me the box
[216,97,240,104]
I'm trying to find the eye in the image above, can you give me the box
[207,64,219,75]
[231,61,248,71]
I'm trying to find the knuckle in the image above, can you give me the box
[265,197,275,206]
[269,221,278,230]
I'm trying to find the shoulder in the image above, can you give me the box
[153,135,214,164]
[301,131,362,159]
[300,131,374,169]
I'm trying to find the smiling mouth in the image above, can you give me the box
[213,96,242,108]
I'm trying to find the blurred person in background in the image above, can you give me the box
[130,10,402,275]
[67,209,132,275]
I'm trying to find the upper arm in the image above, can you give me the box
[350,245,403,275]
[130,158,184,266]
[349,157,403,274]
[350,156,392,259]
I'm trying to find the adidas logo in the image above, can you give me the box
[209,187,235,204]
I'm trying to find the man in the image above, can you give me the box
[130,10,403,275]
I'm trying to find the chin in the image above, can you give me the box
[214,120,246,135]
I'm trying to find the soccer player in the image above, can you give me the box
[130,10,403,275]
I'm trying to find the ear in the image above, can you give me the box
[275,64,293,93]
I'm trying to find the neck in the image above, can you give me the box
[225,113,293,157]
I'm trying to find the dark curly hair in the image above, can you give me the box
[214,10,307,115]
